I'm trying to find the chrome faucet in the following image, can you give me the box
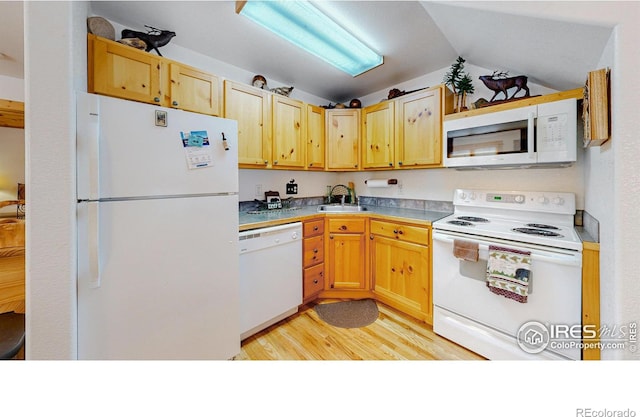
[341,195,346,206]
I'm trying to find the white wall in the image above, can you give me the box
[0,74,24,101]
[25,0,88,359]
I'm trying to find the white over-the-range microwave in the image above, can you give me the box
[443,98,577,169]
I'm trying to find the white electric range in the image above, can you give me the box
[432,189,583,360]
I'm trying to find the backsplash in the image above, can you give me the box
[239,195,453,213]
[358,196,453,212]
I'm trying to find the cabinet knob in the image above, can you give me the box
[398,161,403,166]
[264,160,268,165]
[313,248,318,253]
[340,225,347,231]
[389,162,393,167]
[393,229,398,234]
[274,160,278,165]
[172,101,178,106]
[154,97,160,103]
[313,226,319,231]
[313,279,319,284]
[330,235,334,239]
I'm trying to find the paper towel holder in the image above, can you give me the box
[365,179,398,185]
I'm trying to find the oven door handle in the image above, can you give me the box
[433,233,582,267]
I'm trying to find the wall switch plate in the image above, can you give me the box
[286,181,298,194]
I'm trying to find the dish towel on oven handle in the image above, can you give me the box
[486,245,532,303]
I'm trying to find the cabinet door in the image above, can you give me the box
[362,101,394,169]
[395,87,442,168]
[272,95,306,169]
[372,235,429,317]
[326,109,361,171]
[89,34,163,105]
[224,81,271,167]
[306,104,325,170]
[169,63,220,116]
[327,233,367,290]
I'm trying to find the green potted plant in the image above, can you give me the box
[443,56,475,112]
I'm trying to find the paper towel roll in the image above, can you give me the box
[365,179,397,188]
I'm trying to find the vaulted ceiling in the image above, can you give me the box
[0,1,614,103]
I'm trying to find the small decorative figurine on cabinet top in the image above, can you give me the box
[479,71,530,102]
[121,25,176,56]
[252,75,267,89]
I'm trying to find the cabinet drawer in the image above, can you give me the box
[303,263,324,299]
[303,219,324,237]
[303,235,324,267]
[328,218,366,233]
[370,220,429,245]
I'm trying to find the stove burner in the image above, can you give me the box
[457,216,489,223]
[513,227,563,237]
[525,223,559,230]
[448,220,474,227]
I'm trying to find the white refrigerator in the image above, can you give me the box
[76,92,240,359]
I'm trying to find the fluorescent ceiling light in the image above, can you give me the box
[237,1,383,77]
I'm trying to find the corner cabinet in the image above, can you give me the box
[87,34,220,116]
[325,217,369,294]
[223,80,272,167]
[326,109,361,171]
[370,219,432,324]
[394,86,446,168]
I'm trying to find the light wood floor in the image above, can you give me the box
[235,300,484,360]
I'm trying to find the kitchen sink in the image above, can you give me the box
[317,204,367,213]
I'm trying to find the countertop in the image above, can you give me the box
[239,204,599,247]
[239,204,451,231]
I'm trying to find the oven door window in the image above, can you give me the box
[446,120,534,159]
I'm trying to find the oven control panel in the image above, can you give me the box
[454,189,576,214]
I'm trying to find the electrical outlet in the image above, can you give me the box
[286,180,298,194]
[255,184,263,198]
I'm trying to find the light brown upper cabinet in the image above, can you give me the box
[394,86,444,168]
[306,104,325,170]
[88,34,221,116]
[224,80,272,168]
[325,109,361,171]
[89,34,163,106]
[272,95,306,169]
[168,63,220,116]
[362,101,395,169]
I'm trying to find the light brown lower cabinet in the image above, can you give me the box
[302,218,325,303]
[324,218,369,294]
[313,216,431,324]
[370,220,432,324]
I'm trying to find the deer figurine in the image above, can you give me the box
[121,25,176,56]
[479,71,530,102]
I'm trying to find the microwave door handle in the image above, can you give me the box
[527,112,536,160]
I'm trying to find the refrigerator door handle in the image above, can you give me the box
[88,202,101,288]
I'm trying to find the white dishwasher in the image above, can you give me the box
[238,222,302,340]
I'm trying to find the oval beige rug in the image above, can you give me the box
[314,299,379,328]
